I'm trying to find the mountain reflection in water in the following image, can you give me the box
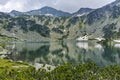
[7,41,120,67]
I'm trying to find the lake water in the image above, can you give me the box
[5,40,120,67]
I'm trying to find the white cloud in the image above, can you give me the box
[53,0,116,13]
[0,0,26,12]
[0,0,116,13]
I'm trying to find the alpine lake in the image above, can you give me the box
[2,39,120,68]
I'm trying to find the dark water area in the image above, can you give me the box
[5,40,120,67]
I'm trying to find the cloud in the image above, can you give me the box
[0,0,9,5]
[0,0,116,13]
[53,0,116,13]
[0,0,26,12]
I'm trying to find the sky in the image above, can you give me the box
[0,0,116,13]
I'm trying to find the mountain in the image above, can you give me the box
[10,10,24,16]
[9,7,95,17]
[0,11,82,41]
[2,0,120,42]
[86,0,120,25]
[0,12,10,18]
[73,8,94,16]
[81,0,120,39]
[9,6,72,17]
[27,6,72,16]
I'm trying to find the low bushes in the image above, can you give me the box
[0,60,120,80]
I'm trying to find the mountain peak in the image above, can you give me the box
[40,6,54,10]
[26,6,71,16]
[73,8,94,16]
[10,10,19,13]
[39,6,58,12]
[10,10,24,16]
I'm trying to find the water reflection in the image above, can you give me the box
[6,41,120,67]
[94,44,103,50]
[114,44,120,48]
[76,42,88,50]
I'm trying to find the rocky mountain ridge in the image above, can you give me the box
[0,0,120,41]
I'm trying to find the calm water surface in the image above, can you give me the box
[6,40,120,67]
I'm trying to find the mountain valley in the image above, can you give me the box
[0,0,120,41]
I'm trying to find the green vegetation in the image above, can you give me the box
[2,19,8,28]
[47,62,120,80]
[0,43,6,48]
[0,59,120,80]
[103,23,117,40]
[0,13,84,41]
[0,59,33,80]
[0,34,18,42]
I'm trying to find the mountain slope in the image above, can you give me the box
[0,11,83,41]
[80,0,120,39]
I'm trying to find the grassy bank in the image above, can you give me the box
[0,59,120,80]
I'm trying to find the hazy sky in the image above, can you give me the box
[0,0,115,13]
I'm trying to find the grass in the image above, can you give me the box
[0,59,35,80]
[0,59,120,80]
[0,34,18,42]
[0,59,28,67]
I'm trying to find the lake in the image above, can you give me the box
[5,40,120,67]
